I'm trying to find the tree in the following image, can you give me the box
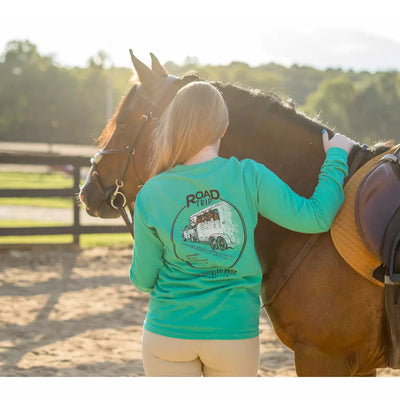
[1,40,398,146]
[302,77,356,135]
[352,73,400,142]
[0,41,131,145]
[0,40,58,143]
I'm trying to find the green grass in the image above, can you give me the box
[0,233,132,247]
[0,171,74,189]
[0,197,74,208]
[0,220,63,228]
[0,220,132,248]
[0,170,82,208]
[0,171,132,248]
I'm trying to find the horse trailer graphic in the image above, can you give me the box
[181,201,241,251]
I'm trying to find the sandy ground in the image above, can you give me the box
[0,245,399,377]
[0,246,295,377]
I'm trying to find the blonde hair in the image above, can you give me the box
[148,81,229,178]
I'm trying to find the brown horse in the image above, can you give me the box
[80,53,393,376]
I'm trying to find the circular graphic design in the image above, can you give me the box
[171,196,246,270]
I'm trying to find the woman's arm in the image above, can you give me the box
[256,146,349,233]
[130,191,164,293]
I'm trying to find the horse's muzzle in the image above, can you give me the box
[80,167,122,219]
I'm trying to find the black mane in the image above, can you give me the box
[212,78,334,140]
[181,73,392,166]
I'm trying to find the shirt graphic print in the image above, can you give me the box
[170,188,247,277]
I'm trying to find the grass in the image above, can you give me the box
[0,233,132,247]
[0,220,63,228]
[0,197,74,208]
[0,170,82,208]
[0,169,132,248]
[0,171,74,189]
[0,220,133,248]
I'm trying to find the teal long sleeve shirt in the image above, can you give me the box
[130,147,348,340]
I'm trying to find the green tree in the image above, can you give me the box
[352,72,400,143]
[1,40,398,146]
[0,40,59,143]
[0,41,132,145]
[302,76,356,135]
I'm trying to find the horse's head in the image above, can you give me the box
[80,52,183,219]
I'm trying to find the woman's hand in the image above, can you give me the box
[322,129,356,154]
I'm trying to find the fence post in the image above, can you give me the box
[0,151,129,245]
[73,164,81,246]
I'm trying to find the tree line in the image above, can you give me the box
[1,40,399,146]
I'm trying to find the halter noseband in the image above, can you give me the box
[90,75,179,235]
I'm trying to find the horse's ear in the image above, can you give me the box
[129,50,161,94]
[150,53,168,77]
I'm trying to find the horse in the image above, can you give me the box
[80,52,393,376]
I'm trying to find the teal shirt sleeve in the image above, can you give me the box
[255,147,348,233]
[130,189,164,293]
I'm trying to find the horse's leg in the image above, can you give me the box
[355,369,377,377]
[294,343,352,377]
[263,232,387,377]
[294,342,381,376]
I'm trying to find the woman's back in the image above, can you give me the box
[131,147,348,339]
[129,81,353,376]
[131,156,262,340]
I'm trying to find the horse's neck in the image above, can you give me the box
[219,87,332,283]
[221,91,325,197]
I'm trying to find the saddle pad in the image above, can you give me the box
[331,144,400,288]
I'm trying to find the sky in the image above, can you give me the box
[2,0,400,71]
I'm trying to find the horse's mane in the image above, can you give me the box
[180,73,330,139]
[215,80,328,134]
[97,75,140,147]
[213,78,393,161]
[97,72,393,158]
[97,98,124,147]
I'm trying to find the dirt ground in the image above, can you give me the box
[0,245,398,377]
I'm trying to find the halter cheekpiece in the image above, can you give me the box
[90,74,179,234]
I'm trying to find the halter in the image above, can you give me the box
[90,75,179,235]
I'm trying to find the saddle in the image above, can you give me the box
[355,145,400,370]
[331,145,400,286]
[331,144,400,369]
[355,146,400,282]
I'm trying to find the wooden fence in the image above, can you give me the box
[0,151,129,246]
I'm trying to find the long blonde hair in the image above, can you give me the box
[148,81,229,178]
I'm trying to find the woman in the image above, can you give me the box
[130,81,354,376]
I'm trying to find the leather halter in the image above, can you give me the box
[90,75,179,235]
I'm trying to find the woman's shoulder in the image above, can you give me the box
[222,156,256,167]
[136,167,187,202]
[224,156,267,174]
[135,174,164,201]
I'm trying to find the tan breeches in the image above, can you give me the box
[142,328,260,377]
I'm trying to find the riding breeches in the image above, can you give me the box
[141,328,260,377]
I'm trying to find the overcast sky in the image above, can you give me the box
[2,0,400,71]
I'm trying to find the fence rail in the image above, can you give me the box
[0,151,129,246]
